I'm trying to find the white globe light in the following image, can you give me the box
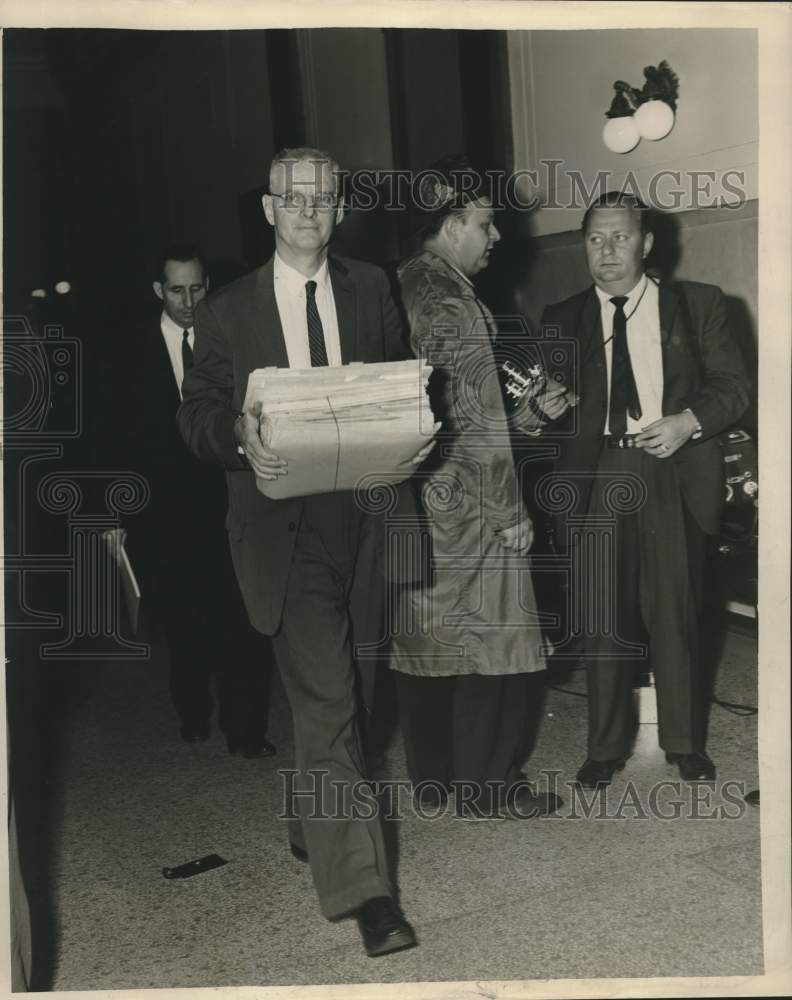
[55,280,72,294]
[602,116,640,154]
[634,99,675,140]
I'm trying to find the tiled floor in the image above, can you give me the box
[12,619,763,991]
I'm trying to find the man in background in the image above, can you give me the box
[112,243,275,757]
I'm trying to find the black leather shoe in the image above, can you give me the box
[457,787,563,820]
[505,787,564,818]
[180,721,210,743]
[665,751,716,781]
[289,842,309,863]
[576,757,624,789]
[412,781,450,811]
[226,736,277,759]
[356,896,416,958]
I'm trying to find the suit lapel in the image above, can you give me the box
[658,281,678,352]
[329,256,358,363]
[255,259,289,368]
[579,287,608,402]
[149,319,182,412]
[659,281,684,412]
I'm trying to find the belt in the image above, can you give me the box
[604,434,640,449]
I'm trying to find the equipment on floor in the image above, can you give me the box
[162,854,228,879]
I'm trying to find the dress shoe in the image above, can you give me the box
[575,757,624,789]
[456,786,563,820]
[665,751,716,781]
[411,781,450,811]
[355,896,416,958]
[289,841,309,863]
[505,787,563,819]
[226,736,277,759]
[180,721,210,743]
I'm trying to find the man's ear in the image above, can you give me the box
[204,276,211,293]
[642,230,654,260]
[262,194,275,227]
[443,213,461,245]
[153,281,164,302]
[334,198,345,227]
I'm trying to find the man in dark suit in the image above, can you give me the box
[117,244,275,756]
[541,192,749,789]
[177,148,424,957]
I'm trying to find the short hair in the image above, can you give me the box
[269,146,341,193]
[581,191,650,236]
[418,153,486,238]
[154,243,207,284]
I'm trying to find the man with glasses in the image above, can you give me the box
[178,148,421,957]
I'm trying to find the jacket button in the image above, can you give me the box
[288,522,297,532]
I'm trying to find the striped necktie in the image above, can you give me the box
[305,280,329,367]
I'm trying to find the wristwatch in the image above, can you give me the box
[234,413,247,456]
[683,408,703,440]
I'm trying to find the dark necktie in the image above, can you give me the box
[305,280,329,367]
[181,328,193,373]
[608,295,641,437]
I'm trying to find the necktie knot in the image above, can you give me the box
[305,280,317,299]
[610,296,628,310]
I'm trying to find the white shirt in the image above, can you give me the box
[595,274,663,435]
[160,312,194,400]
[273,253,342,368]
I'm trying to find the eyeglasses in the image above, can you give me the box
[270,191,339,212]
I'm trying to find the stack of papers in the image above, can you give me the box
[243,359,438,499]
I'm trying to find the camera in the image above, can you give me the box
[2,317,82,440]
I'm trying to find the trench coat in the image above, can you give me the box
[389,250,546,677]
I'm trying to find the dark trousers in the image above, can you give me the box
[143,535,273,739]
[271,499,391,919]
[584,447,708,760]
[395,671,529,809]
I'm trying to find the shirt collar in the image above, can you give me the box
[274,252,330,295]
[594,272,648,310]
[447,260,474,289]
[161,311,191,337]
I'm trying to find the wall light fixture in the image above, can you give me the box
[602,61,679,154]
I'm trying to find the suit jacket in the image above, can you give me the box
[112,316,229,583]
[541,279,749,535]
[177,253,407,634]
